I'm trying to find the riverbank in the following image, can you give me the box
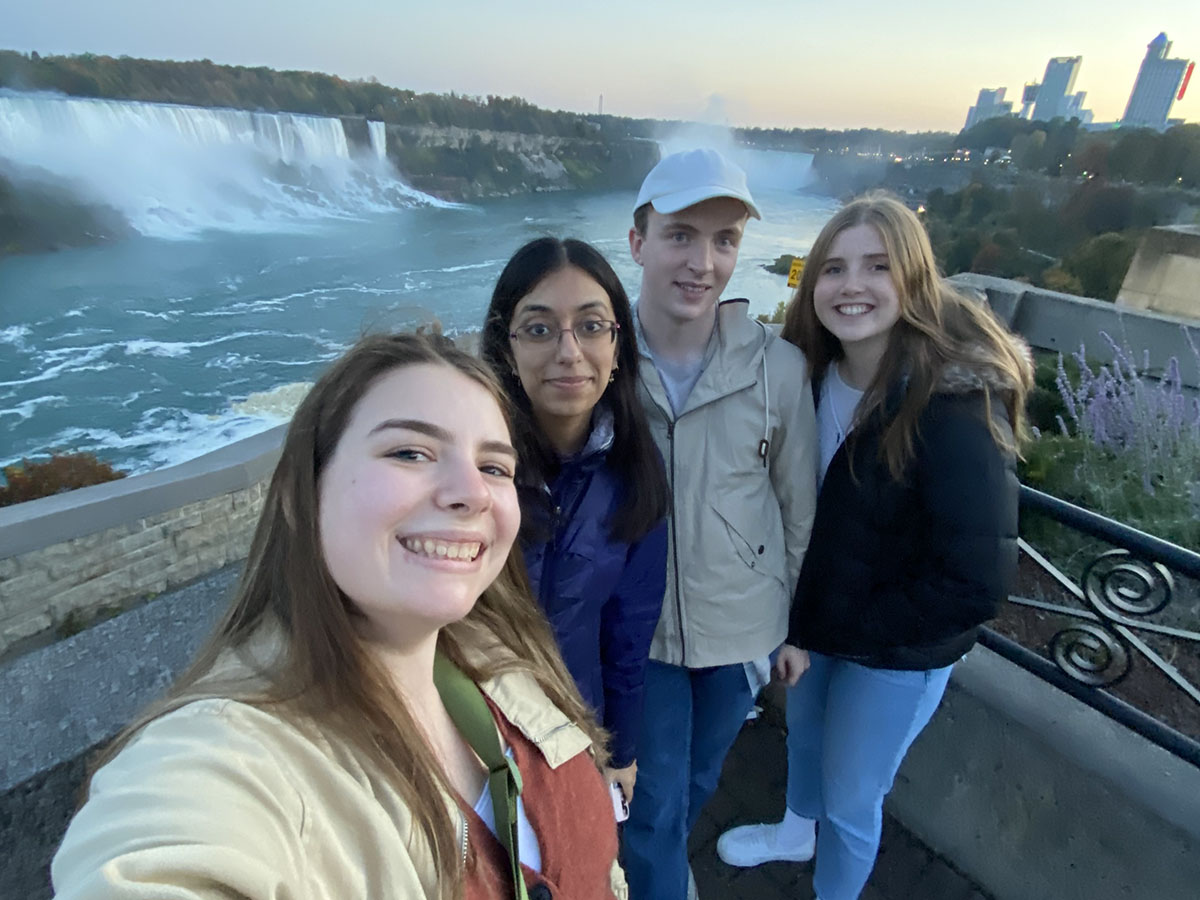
[0,167,134,256]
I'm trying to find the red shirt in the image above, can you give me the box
[462,699,618,900]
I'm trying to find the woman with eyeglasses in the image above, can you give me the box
[481,237,669,811]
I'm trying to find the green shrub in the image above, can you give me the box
[757,300,788,324]
[0,453,126,507]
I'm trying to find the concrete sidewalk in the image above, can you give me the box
[689,718,993,900]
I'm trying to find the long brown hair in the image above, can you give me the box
[782,192,1032,479]
[88,333,605,899]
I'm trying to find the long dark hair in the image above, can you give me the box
[782,192,1031,479]
[87,334,605,900]
[481,237,668,542]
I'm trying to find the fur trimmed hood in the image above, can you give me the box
[935,334,1033,398]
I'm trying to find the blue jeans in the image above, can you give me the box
[786,652,953,900]
[623,660,755,900]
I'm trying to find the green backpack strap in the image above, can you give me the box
[433,651,529,900]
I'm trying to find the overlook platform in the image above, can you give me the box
[692,712,991,900]
[1,562,985,900]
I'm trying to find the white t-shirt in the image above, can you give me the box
[817,363,865,482]
[472,748,543,872]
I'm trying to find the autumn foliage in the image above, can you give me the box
[0,454,125,507]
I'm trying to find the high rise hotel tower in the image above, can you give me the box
[1123,33,1193,130]
[1033,57,1082,121]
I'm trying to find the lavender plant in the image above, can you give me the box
[1035,328,1200,549]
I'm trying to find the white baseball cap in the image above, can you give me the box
[633,148,761,220]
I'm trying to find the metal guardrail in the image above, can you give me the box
[985,485,1200,769]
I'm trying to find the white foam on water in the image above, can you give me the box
[10,402,284,474]
[193,298,288,318]
[257,255,310,275]
[0,394,66,421]
[120,331,271,358]
[204,352,258,370]
[122,340,193,358]
[0,343,115,388]
[232,382,312,420]
[46,327,114,342]
[433,259,507,274]
[0,325,31,347]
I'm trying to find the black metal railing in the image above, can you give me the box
[980,485,1200,769]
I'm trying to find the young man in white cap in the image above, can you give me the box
[621,147,818,899]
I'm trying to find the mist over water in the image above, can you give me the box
[657,131,815,193]
[0,92,450,238]
[0,112,835,475]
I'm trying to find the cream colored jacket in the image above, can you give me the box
[635,299,818,668]
[52,658,627,899]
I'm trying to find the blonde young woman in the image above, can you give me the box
[52,334,626,900]
[717,193,1032,900]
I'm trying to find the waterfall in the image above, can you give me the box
[368,120,387,161]
[656,134,814,192]
[0,91,450,238]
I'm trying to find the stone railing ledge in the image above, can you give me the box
[0,424,287,561]
[953,644,1200,838]
[891,643,1200,900]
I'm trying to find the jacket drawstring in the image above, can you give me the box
[757,321,770,470]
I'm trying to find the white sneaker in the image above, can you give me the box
[716,821,816,867]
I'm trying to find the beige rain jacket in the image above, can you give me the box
[635,298,818,668]
[52,649,627,899]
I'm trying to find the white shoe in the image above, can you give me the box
[716,821,816,867]
[686,864,699,900]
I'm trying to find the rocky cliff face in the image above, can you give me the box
[368,121,660,201]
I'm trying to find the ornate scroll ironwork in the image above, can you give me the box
[1011,488,1200,708]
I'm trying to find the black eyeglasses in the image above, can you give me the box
[509,319,620,348]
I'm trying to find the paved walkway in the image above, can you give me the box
[689,716,992,900]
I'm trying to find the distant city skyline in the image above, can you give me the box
[4,1,1199,132]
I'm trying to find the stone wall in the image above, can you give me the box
[0,485,264,657]
[1117,225,1200,320]
[949,272,1200,389]
[0,426,284,661]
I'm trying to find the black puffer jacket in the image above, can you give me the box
[786,359,1021,670]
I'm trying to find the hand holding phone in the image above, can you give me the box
[610,781,629,823]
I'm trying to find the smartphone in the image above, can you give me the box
[610,781,629,823]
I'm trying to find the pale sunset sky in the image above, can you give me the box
[5,0,1199,131]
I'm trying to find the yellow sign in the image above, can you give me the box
[786,257,805,288]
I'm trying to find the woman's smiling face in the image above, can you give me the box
[508,265,619,440]
[316,362,521,642]
[812,223,902,359]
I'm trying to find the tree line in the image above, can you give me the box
[957,114,1200,190]
[920,176,1193,300]
[1,50,954,158]
[0,50,603,138]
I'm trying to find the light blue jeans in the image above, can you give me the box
[786,652,953,900]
